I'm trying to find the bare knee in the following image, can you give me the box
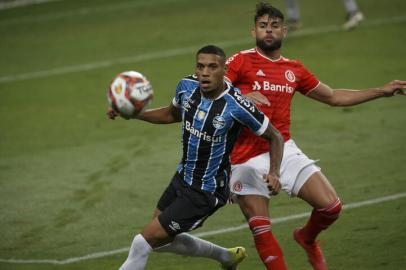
[237,195,270,220]
[141,217,173,248]
[152,208,161,218]
[317,197,342,222]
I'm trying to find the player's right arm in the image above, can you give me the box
[107,104,182,124]
[259,123,284,195]
[106,102,181,123]
[135,103,181,124]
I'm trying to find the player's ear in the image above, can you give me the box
[282,24,288,38]
[251,27,256,38]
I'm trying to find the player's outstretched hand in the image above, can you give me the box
[245,92,271,106]
[381,80,406,96]
[263,173,281,196]
[107,107,118,120]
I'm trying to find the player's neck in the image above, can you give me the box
[256,47,281,60]
[200,83,227,100]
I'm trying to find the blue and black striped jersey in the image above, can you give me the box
[172,75,269,196]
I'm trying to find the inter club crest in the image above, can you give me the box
[285,70,295,82]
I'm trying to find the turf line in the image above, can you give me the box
[1,191,405,265]
[0,0,59,10]
[0,15,405,84]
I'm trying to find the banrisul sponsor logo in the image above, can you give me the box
[185,120,223,142]
[252,81,294,93]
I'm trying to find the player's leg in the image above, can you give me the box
[237,194,288,270]
[155,232,246,269]
[231,153,288,270]
[342,0,359,14]
[293,171,342,270]
[152,207,243,267]
[118,175,179,270]
[295,171,342,245]
[341,0,364,30]
[278,140,341,270]
[285,0,301,30]
[289,170,340,270]
[154,173,247,269]
[119,217,170,270]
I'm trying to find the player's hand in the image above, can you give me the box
[263,173,281,196]
[107,107,118,120]
[380,80,406,96]
[244,92,271,106]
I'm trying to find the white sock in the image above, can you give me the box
[342,0,359,14]
[119,234,152,270]
[285,0,300,21]
[154,233,231,264]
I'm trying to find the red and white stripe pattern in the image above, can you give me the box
[248,216,272,236]
[317,198,342,220]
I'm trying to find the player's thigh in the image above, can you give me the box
[279,140,321,196]
[231,152,270,198]
[237,194,270,220]
[297,171,338,209]
[152,208,161,218]
[141,216,173,248]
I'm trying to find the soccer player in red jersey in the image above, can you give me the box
[226,3,406,270]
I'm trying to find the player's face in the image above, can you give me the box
[195,53,226,94]
[252,15,286,52]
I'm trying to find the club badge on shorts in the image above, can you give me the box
[233,181,243,192]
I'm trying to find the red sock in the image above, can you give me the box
[301,198,342,244]
[249,216,288,270]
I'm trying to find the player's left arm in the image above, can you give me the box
[260,122,284,195]
[307,80,406,106]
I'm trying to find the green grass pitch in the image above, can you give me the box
[0,0,405,269]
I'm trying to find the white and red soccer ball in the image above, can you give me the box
[108,71,153,118]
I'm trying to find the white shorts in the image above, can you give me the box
[230,139,320,198]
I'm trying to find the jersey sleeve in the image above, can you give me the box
[296,61,320,95]
[172,75,199,107]
[172,80,186,108]
[230,90,269,136]
[225,53,244,83]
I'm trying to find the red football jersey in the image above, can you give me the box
[226,48,320,164]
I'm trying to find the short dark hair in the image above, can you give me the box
[254,2,284,23]
[196,45,226,61]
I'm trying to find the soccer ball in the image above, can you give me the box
[108,71,153,118]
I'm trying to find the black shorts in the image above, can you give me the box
[157,172,226,236]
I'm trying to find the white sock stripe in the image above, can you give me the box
[248,216,271,223]
[252,227,271,235]
[251,225,271,231]
[253,229,271,236]
[253,227,271,233]
[318,198,341,213]
[255,225,271,229]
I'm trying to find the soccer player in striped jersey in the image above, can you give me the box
[108,45,284,270]
[225,3,406,270]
